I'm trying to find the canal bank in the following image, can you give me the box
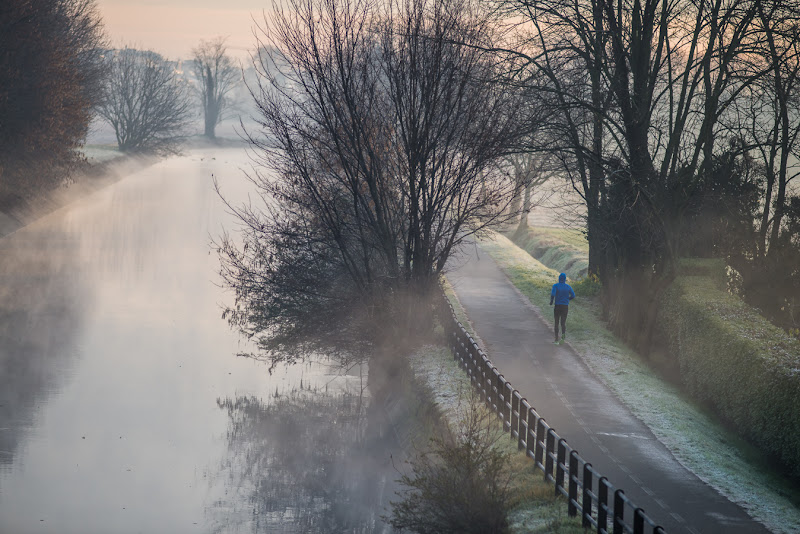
[0,154,158,240]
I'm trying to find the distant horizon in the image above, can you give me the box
[96,0,275,61]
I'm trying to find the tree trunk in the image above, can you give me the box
[204,66,217,139]
[517,179,532,230]
[509,180,523,221]
[586,202,603,278]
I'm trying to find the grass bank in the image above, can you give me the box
[81,143,125,164]
[507,225,589,280]
[0,148,156,239]
[468,231,800,534]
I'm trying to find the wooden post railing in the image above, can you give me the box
[438,292,667,534]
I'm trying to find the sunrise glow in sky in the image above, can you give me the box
[96,0,270,60]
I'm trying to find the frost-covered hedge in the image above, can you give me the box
[507,226,588,280]
[659,259,800,477]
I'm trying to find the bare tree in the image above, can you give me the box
[191,37,240,139]
[720,3,800,331]
[749,3,800,256]
[497,0,770,351]
[97,47,190,154]
[218,0,525,363]
[505,151,558,230]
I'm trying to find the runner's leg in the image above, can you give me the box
[553,307,559,341]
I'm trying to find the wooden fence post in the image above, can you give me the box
[535,418,546,470]
[545,428,556,482]
[613,489,625,534]
[582,463,593,528]
[568,450,579,516]
[598,477,609,534]
[633,508,645,534]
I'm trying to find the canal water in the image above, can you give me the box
[0,148,398,534]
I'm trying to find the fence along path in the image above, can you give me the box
[442,298,664,534]
[443,245,770,534]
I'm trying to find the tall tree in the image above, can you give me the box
[97,47,190,154]
[750,2,800,257]
[501,0,766,351]
[218,0,525,364]
[505,151,557,230]
[722,2,800,332]
[0,0,105,204]
[191,37,239,139]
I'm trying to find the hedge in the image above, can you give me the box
[507,226,588,280]
[658,259,800,477]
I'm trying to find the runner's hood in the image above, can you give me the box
[559,273,567,283]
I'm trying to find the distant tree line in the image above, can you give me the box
[0,0,244,203]
[95,39,242,152]
[95,40,243,154]
[0,0,105,207]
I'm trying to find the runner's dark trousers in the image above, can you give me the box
[554,304,568,340]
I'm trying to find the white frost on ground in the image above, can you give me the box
[478,232,800,534]
[410,345,472,423]
[572,338,800,534]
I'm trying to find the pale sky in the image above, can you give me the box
[96,0,272,60]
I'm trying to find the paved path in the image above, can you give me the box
[447,245,770,534]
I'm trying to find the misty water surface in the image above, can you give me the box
[0,148,398,534]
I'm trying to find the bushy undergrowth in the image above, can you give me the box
[390,395,514,534]
[407,344,586,533]
[507,226,589,280]
[571,273,602,297]
[659,259,800,478]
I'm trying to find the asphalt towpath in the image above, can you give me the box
[446,244,770,534]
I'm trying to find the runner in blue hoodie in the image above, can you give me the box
[550,273,575,344]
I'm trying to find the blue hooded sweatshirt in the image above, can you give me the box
[550,273,575,306]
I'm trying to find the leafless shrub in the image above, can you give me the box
[389,389,513,534]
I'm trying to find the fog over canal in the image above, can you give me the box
[0,147,399,533]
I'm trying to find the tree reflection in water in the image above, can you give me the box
[210,386,396,533]
[0,228,84,469]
